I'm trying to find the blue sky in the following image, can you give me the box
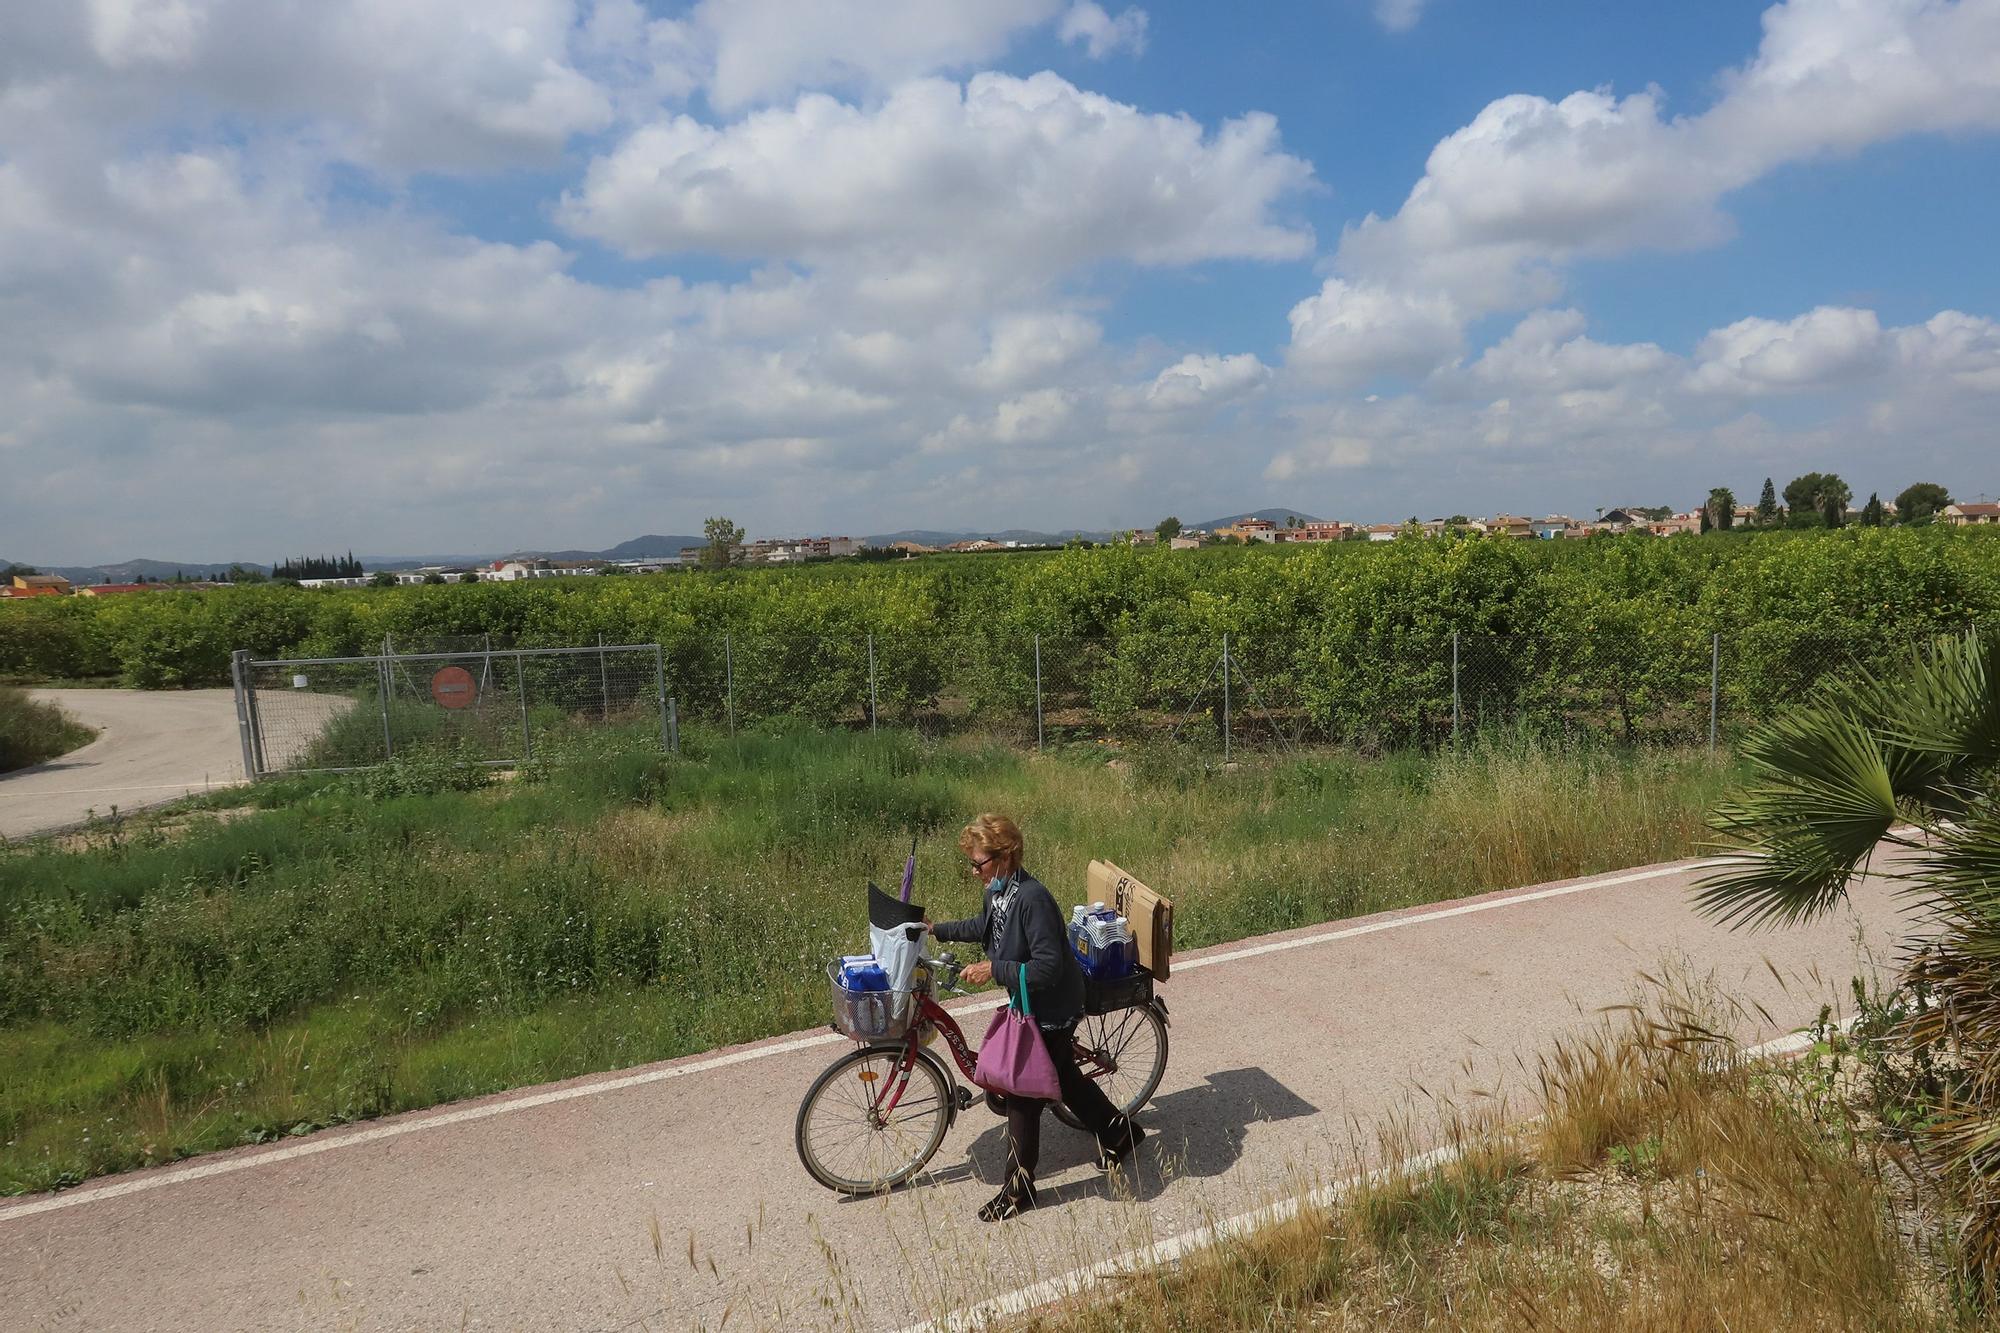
[3,0,1998,563]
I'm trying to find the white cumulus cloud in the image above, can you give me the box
[1687,306,1886,395]
[1300,0,2000,382]
[1059,3,1149,58]
[563,72,1315,284]
[1285,279,1463,387]
[1144,353,1270,409]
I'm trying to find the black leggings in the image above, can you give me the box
[1002,1021,1123,1191]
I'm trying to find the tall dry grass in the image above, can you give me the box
[1013,997,1973,1333]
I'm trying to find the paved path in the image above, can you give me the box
[0,857,1910,1331]
[0,689,244,839]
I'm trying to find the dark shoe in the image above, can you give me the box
[984,1090,1009,1116]
[1097,1116,1148,1172]
[977,1180,1038,1222]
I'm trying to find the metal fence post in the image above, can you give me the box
[598,632,612,721]
[667,696,680,755]
[1222,632,1232,764]
[229,649,260,781]
[1709,632,1720,756]
[868,633,878,732]
[1452,630,1461,742]
[1034,634,1044,752]
[653,643,669,751]
[724,633,735,737]
[516,651,532,760]
[377,653,395,759]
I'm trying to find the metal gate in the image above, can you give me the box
[230,643,675,777]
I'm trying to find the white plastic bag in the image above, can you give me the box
[869,920,927,992]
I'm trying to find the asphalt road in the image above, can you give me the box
[0,856,1910,1332]
[0,689,245,839]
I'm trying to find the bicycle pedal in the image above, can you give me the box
[955,1087,976,1112]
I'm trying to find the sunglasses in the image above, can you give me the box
[968,852,999,872]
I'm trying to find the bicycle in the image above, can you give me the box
[794,952,1170,1194]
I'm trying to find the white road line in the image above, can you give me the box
[0,856,1720,1223]
[888,1021,1841,1333]
[1173,859,1725,974]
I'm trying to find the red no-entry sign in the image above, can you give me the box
[430,665,477,709]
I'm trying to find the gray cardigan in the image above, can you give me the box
[932,870,1084,1028]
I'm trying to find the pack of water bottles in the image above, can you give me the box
[829,954,914,1041]
[1068,902,1136,981]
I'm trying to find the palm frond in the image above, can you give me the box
[1696,706,1898,929]
[1909,801,2000,930]
[1869,630,2000,775]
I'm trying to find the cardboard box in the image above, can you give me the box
[1085,860,1173,982]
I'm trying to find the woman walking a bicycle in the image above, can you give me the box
[928,813,1146,1221]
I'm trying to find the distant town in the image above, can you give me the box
[6,492,1995,598]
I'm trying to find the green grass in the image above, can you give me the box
[0,686,95,774]
[0,724,1735,1193]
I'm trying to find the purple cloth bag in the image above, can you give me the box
[973,968,1062,1101]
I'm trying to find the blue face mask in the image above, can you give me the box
[987,874,1009,896]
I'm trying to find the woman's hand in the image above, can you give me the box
[961,960,993,986]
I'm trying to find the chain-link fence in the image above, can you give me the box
[233,643,671,776]
[231,623,1984,773]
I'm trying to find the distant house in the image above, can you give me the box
[1651,511,1703,537]
[76,582,164,597]
[1943,503,2000,526]
[1168,534,1203,550]
[1485,514,1534,539]
[1364,523,1403,542]
[1531,516,1578,540]
[1597,508,1647,531]
[1282,521,1351,543]
[7,573,70,597]
[486,559,601,581]
[1220,518,1280,542]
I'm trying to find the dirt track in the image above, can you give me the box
[0,688,243,839]
[0,855,1909,1331]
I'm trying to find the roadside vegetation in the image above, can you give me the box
[0,686,95,774]
[2,528,1995,747]
[0,725,1729,1194]
[1013,628,2000,1330]
[1010,996,1977,1332]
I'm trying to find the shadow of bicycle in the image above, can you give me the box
[959,1066,1319,1206]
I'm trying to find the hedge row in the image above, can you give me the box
[6,529,1996,744]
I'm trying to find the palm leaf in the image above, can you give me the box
[1868,631,2000,784]
[1696,706,1897,928]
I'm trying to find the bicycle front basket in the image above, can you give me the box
[828,960,915,1042]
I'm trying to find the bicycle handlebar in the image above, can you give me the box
[929,951,971,995]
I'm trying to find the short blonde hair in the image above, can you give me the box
[959,813,1024,875]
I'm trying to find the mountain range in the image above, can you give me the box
[5,509,1326,584]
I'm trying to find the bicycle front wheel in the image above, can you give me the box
[796,1045,953,1194]
[1054,1003,1168,1131]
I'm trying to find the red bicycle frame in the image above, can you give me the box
[868,993,976,1120]
[862,993,1119,1120]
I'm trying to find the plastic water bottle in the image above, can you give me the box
[1082,914,1132,979]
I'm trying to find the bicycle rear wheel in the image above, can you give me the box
[796,1045,953,1194]
[1054,1003,1168,1131]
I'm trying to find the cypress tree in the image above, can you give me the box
[1756,477,1779,526]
